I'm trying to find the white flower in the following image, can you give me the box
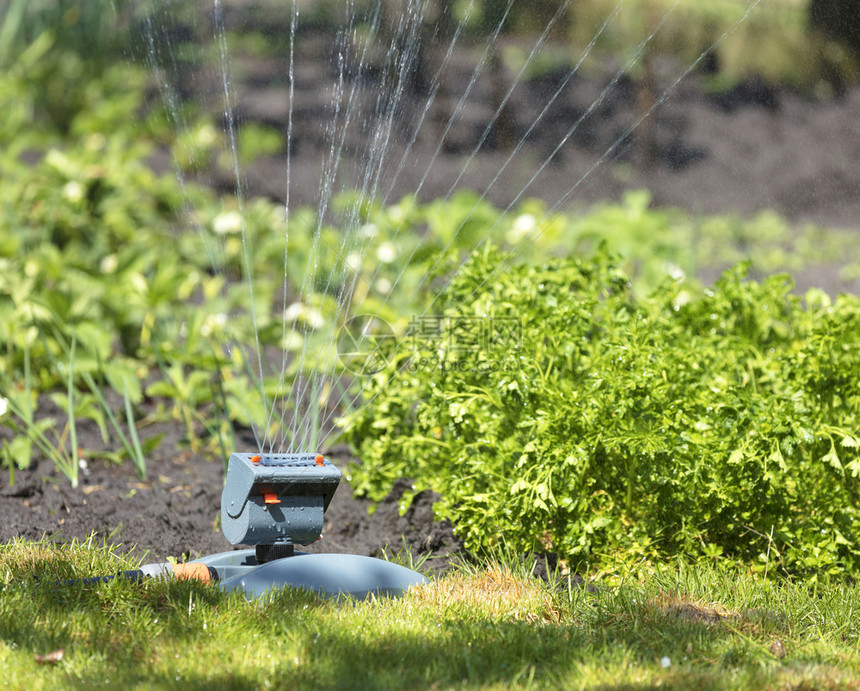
[100,254,118,274]
[660,656,671,669]
[506,213,536,244]
[388,205,406,224]
[672,290,692,311]
[201,313,227,337]
[376,277,392,295]
[284,302,324,329]
[346,252,362,272]
[194,124,218,147]
[514,213,536,233]
[213,210,243,235]
[284,303,304,321]
[376,242,397,263]
[359,223,377,238]
[305,309,325,329]
[664,262,685,281]
[63,181,84,204]
[0,396,7,417]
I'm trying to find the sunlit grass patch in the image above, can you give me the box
[636,591,739,627]
[405,566,563,625]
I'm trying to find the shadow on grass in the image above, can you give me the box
[0,579,797,689]
[278,601,781,689]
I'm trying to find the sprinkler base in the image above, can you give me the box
[190,548,428,599]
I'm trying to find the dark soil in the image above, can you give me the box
[0,442,462,572]
[221,52,860,244]
[3,12,860,569]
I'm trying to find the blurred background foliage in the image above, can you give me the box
[262,0,858,91]
[3,0,857,135]
[0,0,138,136]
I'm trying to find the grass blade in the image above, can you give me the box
[66,337,79,488]
[122,381,147,480]
[80,370,145,479]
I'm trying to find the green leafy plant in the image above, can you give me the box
[0,345,80,487]
[146,362,216,454]
[236,122,285,164]
[0,346,45,476]
[345,245,860,579]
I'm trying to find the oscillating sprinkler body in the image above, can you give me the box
[220,452,340,563]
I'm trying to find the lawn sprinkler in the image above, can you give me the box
[189,451,428,599]
[219,452,341,563]
[44,453,428,599]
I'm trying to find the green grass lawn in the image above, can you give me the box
[2,538,859,689]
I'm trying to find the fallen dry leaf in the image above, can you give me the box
[770,639,787,659]
[34,648,64,665]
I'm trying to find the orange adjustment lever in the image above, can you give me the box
[314,454,325,466]
[250,455,261,464]
[263,493,280,505]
